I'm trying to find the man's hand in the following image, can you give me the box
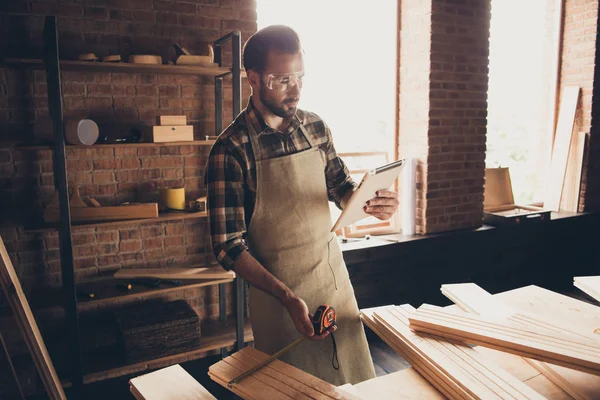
[282,295,337,341]
[364,189,399,220]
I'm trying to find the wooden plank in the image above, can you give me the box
[380,306,546,400]
[353,367,445,400]
[114,267,234,281]
[129,364,216,400]
[240,347,357,400]
[209,346,361,400]
[442,283,600,400]
[574,276,600,303]
[409,305,600,376]
[560,130,587,212]
[235,350,331,400]
[361,307,463,399]
[3,58,231,77]
[546,86,580,211]
[44,203,159,223]
[495,285,600,336]
[0,236,66,400]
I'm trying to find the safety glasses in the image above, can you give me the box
[263,71,305,92]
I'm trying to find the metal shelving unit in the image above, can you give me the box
[5,15,247,398]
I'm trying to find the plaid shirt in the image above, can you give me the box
[205,97,356,270]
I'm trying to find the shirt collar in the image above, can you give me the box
[246,96,302,138]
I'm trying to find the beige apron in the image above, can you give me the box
[245,114,376,386]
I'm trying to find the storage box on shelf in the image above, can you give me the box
[483,167,551,226]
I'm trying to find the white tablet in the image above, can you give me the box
[331,158,406,232]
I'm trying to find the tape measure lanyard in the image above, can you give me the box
[330,332,339,370]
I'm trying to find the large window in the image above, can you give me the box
[256,1,398,156]
[486,0,558,204]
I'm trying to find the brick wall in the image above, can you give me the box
[0,0,255,395]
[399,0,490,234]
[397,0,431,234]
[562,0,600,210]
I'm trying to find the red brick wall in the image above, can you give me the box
[0,0,255,394]
[397,0,431,234]
[561,0,600,210]
[399,0,490,234]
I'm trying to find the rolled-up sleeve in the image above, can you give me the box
[205,140,249,270]
[322,123,357,209]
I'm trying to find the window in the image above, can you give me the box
[256,0,398,157]
[486,0,559,204]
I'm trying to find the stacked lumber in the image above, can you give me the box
[360,304,545,399]
[407,305,600,376]
[574,276,600,303]
[442,283,600,400]
[129,364,216,400]
[208,346,362,400]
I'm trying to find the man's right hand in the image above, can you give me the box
[282,295,336,341]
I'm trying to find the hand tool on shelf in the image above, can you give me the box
[227,304,337,386]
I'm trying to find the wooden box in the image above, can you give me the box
[146,125,194,143]
[114,299,201,364]
[483,168,551,226]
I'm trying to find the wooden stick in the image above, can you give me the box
[0,235,66,400]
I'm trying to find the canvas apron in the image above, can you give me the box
[244,114,376,386]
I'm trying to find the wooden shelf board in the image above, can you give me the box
[81,319,253,384]
[3,58,232,77]
[0,276,232,319]
[24,210,207,233]
[12,140,216,151]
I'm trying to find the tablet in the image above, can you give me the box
[331,158,406,232]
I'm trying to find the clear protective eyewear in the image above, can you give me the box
[263,72,305,92]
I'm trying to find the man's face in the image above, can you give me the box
[258,50,304,118]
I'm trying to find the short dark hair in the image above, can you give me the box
[243,25,301,73]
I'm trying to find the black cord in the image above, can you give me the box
[331,333,339,370]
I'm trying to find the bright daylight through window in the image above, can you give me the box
[486,0,558,204]
[256,0,397,157]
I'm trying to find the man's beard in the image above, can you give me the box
[260,85,298,118]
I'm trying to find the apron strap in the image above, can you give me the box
[244,110,317,163]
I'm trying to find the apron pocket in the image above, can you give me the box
[327,236,339,290]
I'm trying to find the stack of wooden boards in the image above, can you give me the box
[147,115,194,143]
[208,346,362,399]
[360,282,600,399]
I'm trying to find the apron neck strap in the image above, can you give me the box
[244,111,317,162]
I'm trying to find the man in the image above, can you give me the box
[205,25,399,386]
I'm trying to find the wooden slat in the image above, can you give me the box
[574,276,600,303]
[129,364,216,400]
[208,346,360,400]
[361,306,464,400]
[377,305,546,399]
[353,367,445,399]
[442,282,600,400]
[546,86,580,211]
[114,267,234,281]
[0,236,66,400]
[3,58,231,77]
[409,305,600,376]
[560,130,587,212]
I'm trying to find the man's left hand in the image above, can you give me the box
[364,190,399,220]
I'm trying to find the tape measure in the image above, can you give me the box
[312,304,336,335]
[228,304,338,386]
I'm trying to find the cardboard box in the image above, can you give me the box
[483,167,551,226]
